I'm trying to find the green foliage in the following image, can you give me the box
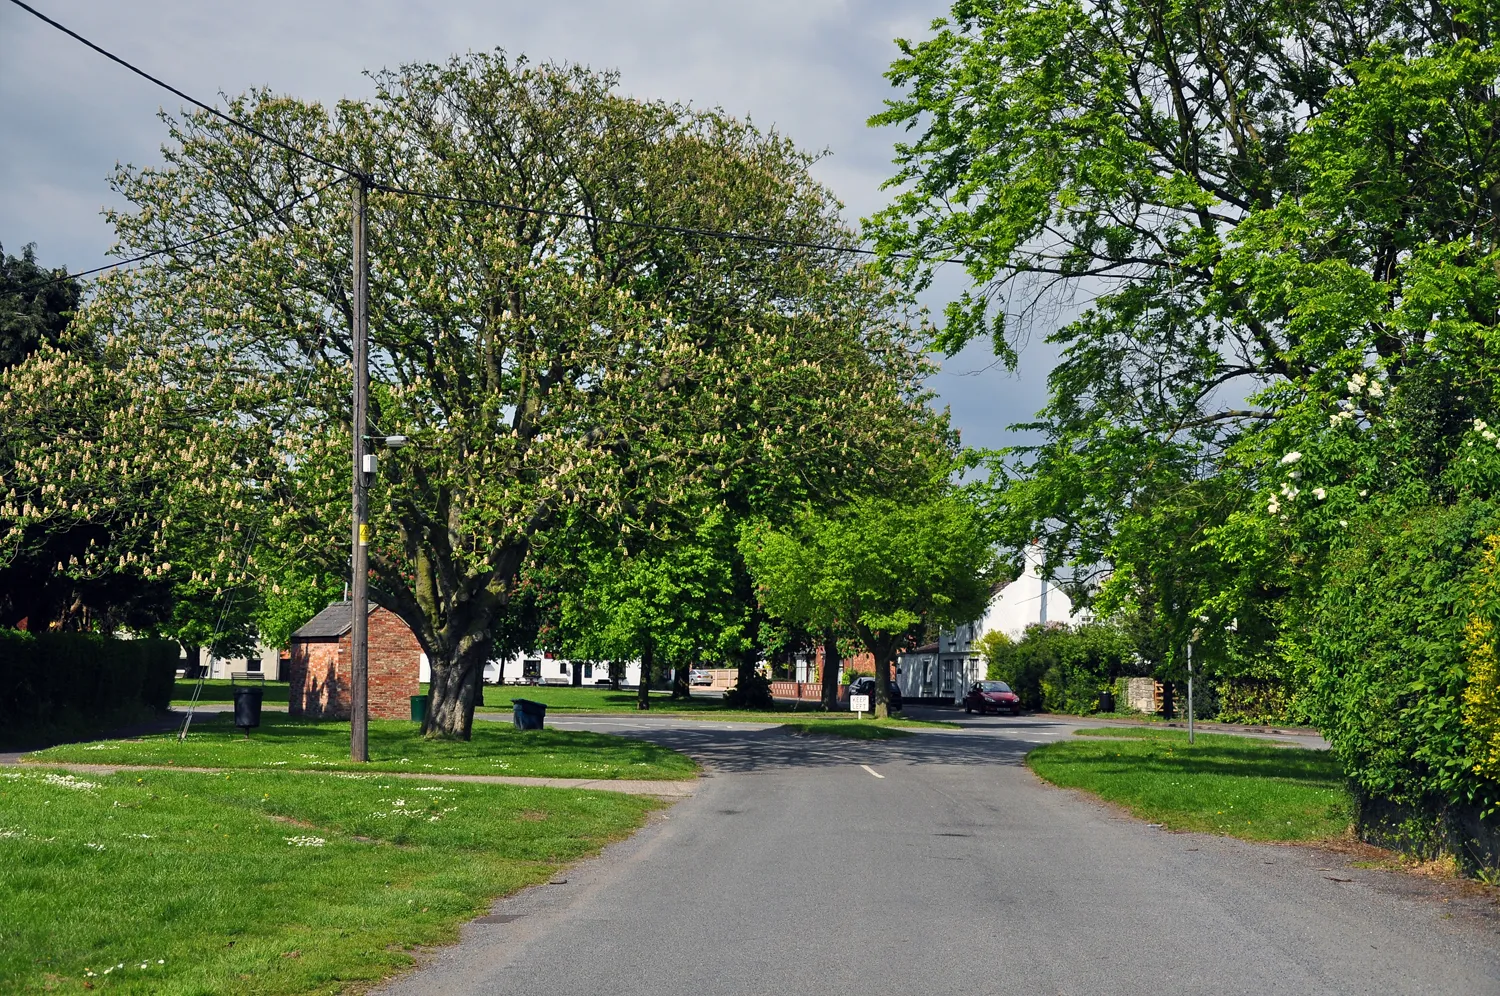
[741,493,999,714]
[1465,537,1500,783]
[721,668,773,709]
[6,52,940,738]
[984,622,1137,714]
[0,242,84,370]
[0,629,177,729]
[1296,501,1500,816]
[870,1,1500,858]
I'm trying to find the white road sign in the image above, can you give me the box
[849,694,870,713]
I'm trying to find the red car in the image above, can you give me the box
[964,680,1021,716]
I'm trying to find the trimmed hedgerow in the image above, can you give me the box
[0,629,178,728]
[1296,501,1500,870]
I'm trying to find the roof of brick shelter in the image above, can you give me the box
[291,601,378,640]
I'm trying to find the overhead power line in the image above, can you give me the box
[6,0,353,180]
[10,0,967,267]
[11,181,339,294]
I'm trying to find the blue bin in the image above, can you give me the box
[512,698,546,730]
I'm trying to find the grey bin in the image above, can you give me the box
[511,698,547,730]
[233,686,263,733]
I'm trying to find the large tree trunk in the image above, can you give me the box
[571,660,583,686]
[609,659,622,691]
[863,630,898,719]
[820,627,840,711]
[423,637,491,740]
[671,660,691,700]
[637,636,653,710]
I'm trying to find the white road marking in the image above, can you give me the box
[860,765,885,779]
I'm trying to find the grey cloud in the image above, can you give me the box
[0,0,1051,450]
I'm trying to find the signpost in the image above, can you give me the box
[850,694,870,719]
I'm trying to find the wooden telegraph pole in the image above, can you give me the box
[350,176,370,762]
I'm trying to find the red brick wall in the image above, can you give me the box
[812,646,885,681]
[287,606,421,721]
[367,607,420,720]
[288,639,346,719]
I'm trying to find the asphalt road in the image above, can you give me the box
[379,713,1498,996]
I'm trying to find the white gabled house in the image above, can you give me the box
[897,542,1089,704]
[417,652,641,687]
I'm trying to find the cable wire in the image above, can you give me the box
[10,180,340,294]
[5,0,355,180]
[11,0,967,267]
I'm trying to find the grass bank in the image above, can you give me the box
[1026,727,1352,842]
[0,766,655,995]
[29,713,698,781]
[779,719,914,740]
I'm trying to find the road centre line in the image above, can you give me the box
[860,764,885,779]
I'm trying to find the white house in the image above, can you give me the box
[181,643,283,680]
[418,652,642,687]
[897,543,1088,703]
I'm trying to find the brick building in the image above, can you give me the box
[287,601,421,720]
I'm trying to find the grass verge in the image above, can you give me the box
[1025,727,1352,842]
[28,713,698,781]
[779,719,914,740]
[170,682,960,729]
[0,767,655,995]
[474,687,958,725]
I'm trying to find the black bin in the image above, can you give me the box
[512,698,546,730]
[233,686,264,733]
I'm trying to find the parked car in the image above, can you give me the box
[964,680,1021,716]
[841,676,902,712]
[688,669,713,687]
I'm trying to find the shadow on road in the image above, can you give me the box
[617,722,1056,776]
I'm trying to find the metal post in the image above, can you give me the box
[1186,640,1194,745]
[350,177,370,763]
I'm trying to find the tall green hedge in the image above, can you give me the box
[1299,501,1500,872]
[0,629,178,726]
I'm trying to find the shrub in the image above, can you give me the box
[0,629,179,729]
[1299,501,1500,872]
[722,669,773,709]
[985,622,1137,714]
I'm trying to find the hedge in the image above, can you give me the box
[985,622,1140,714]
[1300,501,1500,873]
[0,629,178,726]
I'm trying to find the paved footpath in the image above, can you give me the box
[376,713,1500,996]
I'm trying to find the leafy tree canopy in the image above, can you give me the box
[4,52,944,737]
[741,493,999,717]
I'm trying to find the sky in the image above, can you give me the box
[0,0,1062,452]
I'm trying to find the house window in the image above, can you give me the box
[560,661,568,675]
[584,662,594,678]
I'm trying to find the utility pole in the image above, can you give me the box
[350,176,370,763]
[1186,640,1194,745]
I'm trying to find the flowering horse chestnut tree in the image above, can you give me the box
[1,53,940,738]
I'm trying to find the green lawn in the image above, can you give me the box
[28,713,698,781]
[1026,727,1352,842]
[0,766,655,995]
[779,719,914,740]
[172,678,291,706]
[170,681,961,729]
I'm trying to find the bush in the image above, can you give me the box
[0,629,179,730]
[722,669,773,709]
[985,622,1137,714]
[1299,501,1500,872]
